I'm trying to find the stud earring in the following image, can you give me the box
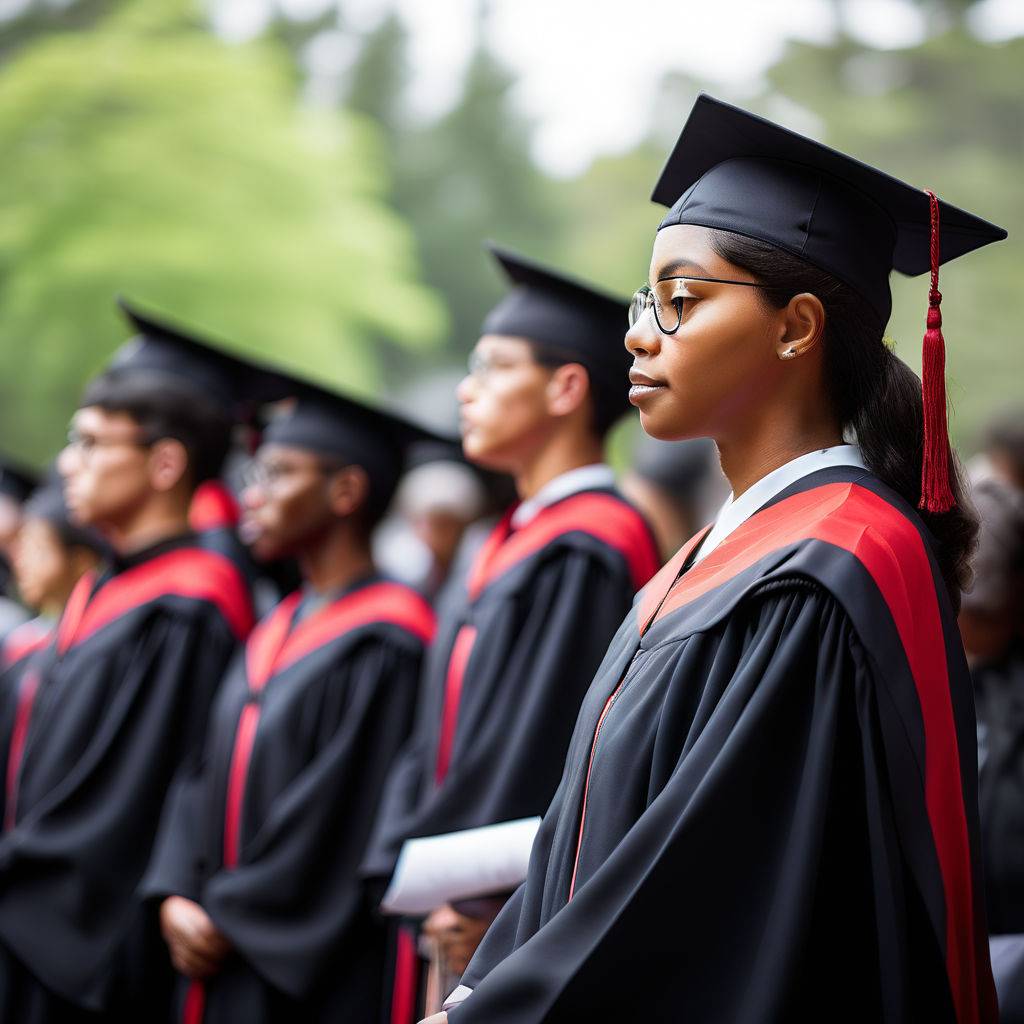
[780,348,797,360]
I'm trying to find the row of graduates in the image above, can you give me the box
[0,237,663,1022]
[0,92,1014,1023]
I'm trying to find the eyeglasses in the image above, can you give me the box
[65,428,152,460]
[241,456,341,491]
[628,275,761,335]
[466,350,536,381]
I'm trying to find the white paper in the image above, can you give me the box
[381,817,541,916]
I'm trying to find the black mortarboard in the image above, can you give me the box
[261,382,455,517]
[110,298,290,416]
[0,457,40,504]
[653,95,1007,325]
[483,244,633,419]
[652,94,1008,514]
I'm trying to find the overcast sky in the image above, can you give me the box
[209,0,1024,175]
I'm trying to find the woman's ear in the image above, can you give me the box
[775,292,826,362]
[327,464,370,519]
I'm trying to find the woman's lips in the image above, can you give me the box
[628,370,667,405]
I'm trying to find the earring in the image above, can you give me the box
[780,347,797,360]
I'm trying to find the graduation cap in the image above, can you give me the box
[260,381,457,519]
[0,456,41,505]
[110,298,290,417]
[483,243,633,421]
[652,94,1007,513]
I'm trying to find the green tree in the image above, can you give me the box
[0,0,444,462]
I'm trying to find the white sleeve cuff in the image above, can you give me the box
[442,985,474,1010]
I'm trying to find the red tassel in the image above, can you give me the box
[919,189,955,514]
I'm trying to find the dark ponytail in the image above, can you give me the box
[708,229,977,602]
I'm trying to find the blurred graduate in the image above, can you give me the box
[0,479,106,829]
[141,379,440,1023]
[435,96,1003,1023]
[0,301,258,1022]
[363,245,660,1022]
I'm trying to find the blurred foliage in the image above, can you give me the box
[0,0,444,462]
[0,0,1019,465]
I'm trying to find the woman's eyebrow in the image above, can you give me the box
[654,258,711,281]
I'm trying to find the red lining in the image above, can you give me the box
[56,549,254,654]
[390,926,419,1024]
[638,482,991,1024]
[181,978,206,1024]
[226,584,436,870]
[264,584,435,683]
[434,624,478,785]
[468,494,659,600]
[4,668,40,831]
[189,480,241,532]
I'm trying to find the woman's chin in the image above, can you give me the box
[638,410,698,442]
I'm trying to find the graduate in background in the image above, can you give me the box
[435,95,1003,1024]
[964,476,1024,934]
[0,481,106,827]
[142,382,440,1023]
[0,457,40,642]
[0,301,260,1023]
[620,435,726,561]
[363,245,660,1023]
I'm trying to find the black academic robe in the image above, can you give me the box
[141,577,435,1024]
[0,618,53,831]
[0,535,253,1020]
[974,640,1024,935]
[450,467,997,1024]
[363,487,658,1022]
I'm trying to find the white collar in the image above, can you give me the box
[692,444,867,565]
[511,464,616,529]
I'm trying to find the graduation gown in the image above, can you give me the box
[363,488,659,881]
[0,618,54,831]
[450,467,997,1024]
[141,577,435,1023]
[974,640,1024,935]
[0,535,253,1018]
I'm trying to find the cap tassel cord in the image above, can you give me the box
[919,189,955,513]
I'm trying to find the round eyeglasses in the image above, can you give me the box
[628,276,761,335]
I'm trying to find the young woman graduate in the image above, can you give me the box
[0,301,260,1023]
[141,379,440,1024]
[363,245,660,1023]
[0,480,106,829]
[432,95,1006,1024]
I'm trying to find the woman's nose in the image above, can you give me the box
[625,317,661,358]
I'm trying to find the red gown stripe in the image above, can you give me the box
[434,624,478,786]
[4,668,41,831]
[637,481,991,1023]
[182,976,206,1024]
[57,549,254,655]
[390,925,420,1024]
[188,480,241,532]
[468,493,659,600]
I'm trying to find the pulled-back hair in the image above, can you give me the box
[709,229,977,602]
[80,370,232,489]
